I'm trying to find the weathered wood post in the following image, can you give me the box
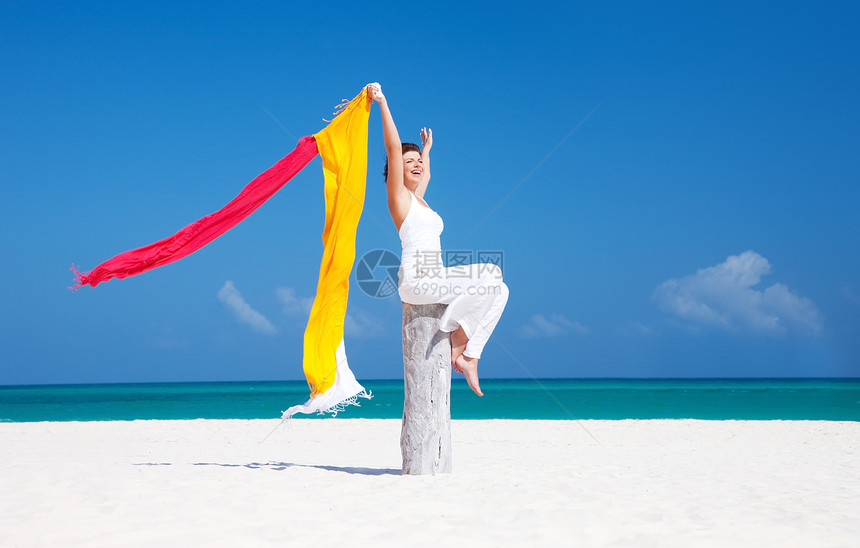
[400,302,452,474]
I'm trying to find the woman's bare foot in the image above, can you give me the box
[454,354,483,396]
[451,327,468,372]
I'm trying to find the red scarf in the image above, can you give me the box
[71,135,319,290]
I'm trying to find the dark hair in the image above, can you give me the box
[383,143,421,181]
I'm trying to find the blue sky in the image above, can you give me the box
[1,1,858,385]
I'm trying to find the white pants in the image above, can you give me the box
[398,256,509,359]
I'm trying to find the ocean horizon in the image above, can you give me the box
[2,378,859,422]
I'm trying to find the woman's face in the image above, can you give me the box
[402,151,423,187]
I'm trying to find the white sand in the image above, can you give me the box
[0,419,858,547]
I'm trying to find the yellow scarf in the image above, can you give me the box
[283,88,372,417]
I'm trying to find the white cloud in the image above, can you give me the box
[653,250,821,335]
[276,287,314,316]
[519,314,591,338]
[217,281,277,335]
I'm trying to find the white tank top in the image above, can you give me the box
[398,192,444,279]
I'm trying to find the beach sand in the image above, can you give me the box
[1,419,857,547]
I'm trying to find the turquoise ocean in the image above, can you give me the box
[1,378,859,422]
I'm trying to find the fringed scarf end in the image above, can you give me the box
[316,389,373,418]
[68,264,90,292]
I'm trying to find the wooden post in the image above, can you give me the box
[400,302,452,475]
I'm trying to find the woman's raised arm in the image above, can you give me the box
[367,83,408,208]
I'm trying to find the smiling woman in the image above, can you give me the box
[368,83,510,397]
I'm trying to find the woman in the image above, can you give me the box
[368,83,509,397]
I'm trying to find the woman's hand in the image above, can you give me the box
[420,127,433,151]
[366,82,385,104]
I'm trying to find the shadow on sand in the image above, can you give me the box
[133,462,401,476]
